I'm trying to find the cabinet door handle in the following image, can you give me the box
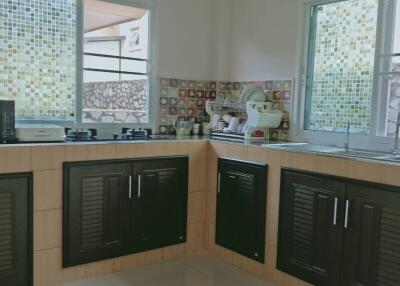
[129,176,132,199]
[217,172,221,194]
[344,200,350,229]
[333,197,338,225]
[138,174,142,198]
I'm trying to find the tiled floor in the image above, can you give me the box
[63,253,276,286]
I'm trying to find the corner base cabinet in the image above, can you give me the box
[278,168,400,286]
[0,173,32,286]
[63,156,188,267]
[216,158,267,263]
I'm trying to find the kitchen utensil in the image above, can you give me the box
[172,120,193,136]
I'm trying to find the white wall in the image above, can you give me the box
[209,0,233,80]
[156,0,215,80]
[228,0,299,81]
[155,0,300,81]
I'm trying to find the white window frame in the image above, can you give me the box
[292,0,399,152]
[75,0,158,136]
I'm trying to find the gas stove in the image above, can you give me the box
[65,128,172,142]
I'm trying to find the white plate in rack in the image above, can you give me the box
[239,83,266,104]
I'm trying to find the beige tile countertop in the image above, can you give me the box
[0,135,399,166]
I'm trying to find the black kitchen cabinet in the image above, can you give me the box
[215,158,267,263]
[0,173,32,286]
[132,157,188,252]
[63,156,188,267]
[341,183,400,286]
[278,168,400,286]
[277,170,346,286]
[63,161,133,267]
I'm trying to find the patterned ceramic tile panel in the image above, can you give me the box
[306,0,378,132]
[158,78,292,140]
[82,80,148,123]
[0,0,76,120]
[159,78,215,135]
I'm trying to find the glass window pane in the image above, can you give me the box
[120,59,147,74]
[82,78,149,124]
[84,40,121,56]
[84,55,120,71]
[393,0,400,54]
[0,1,76,121]
[305,0,379,132]
[82,0,150,124]
[386,75,400,137]
[83,71,120,83]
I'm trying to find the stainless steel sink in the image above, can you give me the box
[373,154,400,162]
[328,149,389,159]
[263,142,400,163]
[264,143,340,153]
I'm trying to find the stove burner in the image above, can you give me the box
[65,128,96,142]
[64,128,155,142]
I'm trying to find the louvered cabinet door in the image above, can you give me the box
[63,162,132,267]
[278,169,345,286]
[216,158,267,263]
[341,184,400,286]
[0,174,32,286]
[132,157,188,252]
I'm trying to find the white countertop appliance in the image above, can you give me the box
[16,124,66,142]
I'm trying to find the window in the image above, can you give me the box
[378,0,400,137]
[302,0,400,146]
[304,0,379,133]
[81,0,151,124]
[0,0,154,125]
[0,0,77,121]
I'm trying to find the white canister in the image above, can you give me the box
[228,117,240,133]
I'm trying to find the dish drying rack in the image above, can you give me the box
[206,100,283,140]
[206,101,247,112]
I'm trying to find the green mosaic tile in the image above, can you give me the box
[307,0,378,132]
[0,0,76,120]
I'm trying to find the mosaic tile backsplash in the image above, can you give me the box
[82,80,148,123]
[0,0,76,120]
[306,0,378,132]
[158,78,292,141]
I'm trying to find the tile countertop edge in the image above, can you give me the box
[1,136,400,167]
[0,136,210,147]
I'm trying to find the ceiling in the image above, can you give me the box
[84,0,147,32]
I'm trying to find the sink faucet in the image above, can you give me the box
[392,112,400,157]
[344,120,351,151]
